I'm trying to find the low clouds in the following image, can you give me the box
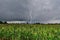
[0,0,60,23]
[28,0,60,23]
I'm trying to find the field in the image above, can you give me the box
[0,24,60,40]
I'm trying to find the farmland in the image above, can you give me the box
[0,24,60,40]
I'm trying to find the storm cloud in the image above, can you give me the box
[0,0,60,23]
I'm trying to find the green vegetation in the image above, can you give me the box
[0,24,60,40]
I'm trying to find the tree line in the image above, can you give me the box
[0,21,7,24]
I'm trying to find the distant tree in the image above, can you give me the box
[0,21,7,24]
[4,21,7,24]
[0,21,3,24]
[34,23,40,24]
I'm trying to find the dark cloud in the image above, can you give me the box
[0,0,29,21]
[0,0,60,23]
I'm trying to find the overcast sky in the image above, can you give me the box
[0,0,60,23]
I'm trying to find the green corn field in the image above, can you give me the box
[0,24,60,40]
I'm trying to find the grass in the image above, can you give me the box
[0,24,60,40]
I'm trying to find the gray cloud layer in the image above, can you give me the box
[0,0,60,23]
